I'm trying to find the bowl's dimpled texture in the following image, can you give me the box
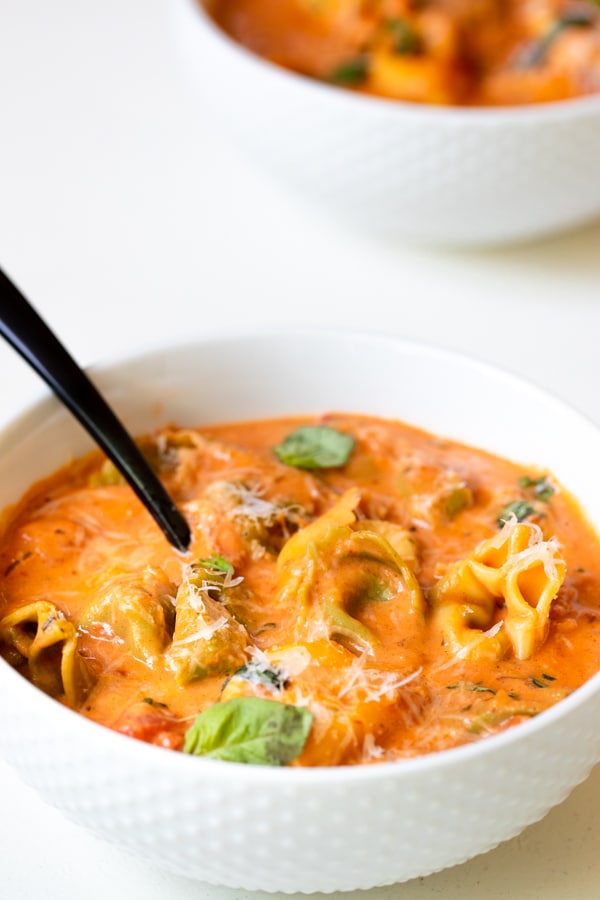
[3,659,600,892]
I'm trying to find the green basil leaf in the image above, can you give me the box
[273,425,355,470]
[183,697,313,765]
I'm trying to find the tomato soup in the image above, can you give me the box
[1,413,600,766]
[208,0,600,105]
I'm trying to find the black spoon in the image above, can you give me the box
[0,268,191,552]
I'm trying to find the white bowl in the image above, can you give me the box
[2,330,600,892]
[171,0,600,246]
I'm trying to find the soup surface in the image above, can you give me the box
[1,413,600,766]
[208,0,600,105]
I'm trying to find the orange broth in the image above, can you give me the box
[208,0,600,105]
[1,412,600,765]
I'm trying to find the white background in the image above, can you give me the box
[1,1,600,897]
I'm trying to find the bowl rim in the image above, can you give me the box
[180,0,600,123]
[2,326,600,783]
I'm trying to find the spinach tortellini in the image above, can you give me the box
[79,567,176,666]
[277,489,425,655]
[165,559,251,685]
[0,601,91,705]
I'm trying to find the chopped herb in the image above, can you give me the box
[530,676,548,689]
[387,18,422,55]
[508,691,520,700]
[497,500,536,528]
[196,554,234,576]
[183,697,313,766]
[542,673,556,682]
[230,660,288,692]
[518,475,555,502]
[447,682,497,694]
[329,56,369,85]
[142,697,168,709]
[521,12,596,68]
[273,425,355,470]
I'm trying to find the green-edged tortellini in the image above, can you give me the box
[165,559,251,685]
[0,600,91,705]
[277,489,425,655]
[79,567,176,666]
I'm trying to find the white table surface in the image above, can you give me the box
[2,1,600,897]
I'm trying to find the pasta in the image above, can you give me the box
[1,412,600,765]
[430,522,566,661]
[0,601,91,706]
[208,0,600,105]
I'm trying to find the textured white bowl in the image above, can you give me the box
[2,331,600,893]
[171,0,600,246]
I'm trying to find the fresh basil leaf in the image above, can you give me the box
[273,425,355,470]
[183,697,313,765]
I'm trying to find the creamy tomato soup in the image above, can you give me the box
[1,413,600,766]
[208,0,600,105]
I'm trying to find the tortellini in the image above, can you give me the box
[0,601,91,705]
[277,489,425,655]
[165,560,250,684]
[79,567,176,666]
[430,521,566,661]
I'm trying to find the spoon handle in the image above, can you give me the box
[0,268,191,552]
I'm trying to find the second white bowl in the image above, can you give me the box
[171,0,600,246]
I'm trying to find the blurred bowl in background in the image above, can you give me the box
[171,0,600,246]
